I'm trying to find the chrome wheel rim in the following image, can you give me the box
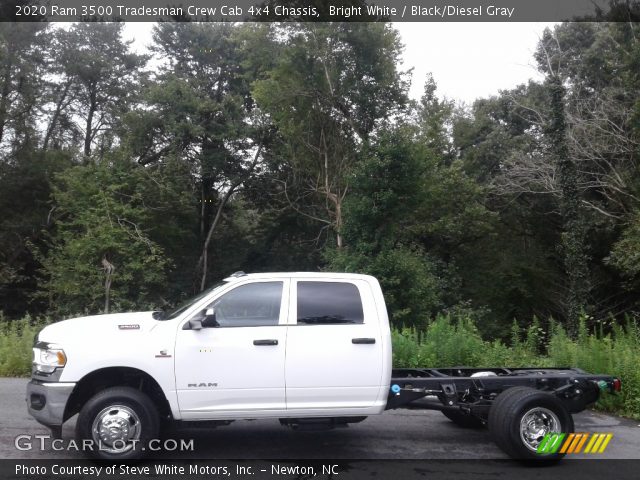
[519,407,561,452]
[91,404,141,454]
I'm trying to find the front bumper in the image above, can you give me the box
[26,380,76,428]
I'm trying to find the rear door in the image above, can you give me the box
[284,278,384,412]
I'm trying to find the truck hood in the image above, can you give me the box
[37,311,159,345]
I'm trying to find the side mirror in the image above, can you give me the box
[182,308,218,330]
[183,318,203,330]
[201,308,219,328]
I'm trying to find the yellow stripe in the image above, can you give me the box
[584,433,598,453]
[598,433,613,453]
[574,433,589,453]
[590,434,605,454]
[559,433,575,454]
[567,433,585,454]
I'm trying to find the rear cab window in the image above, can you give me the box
[296,281,364,325]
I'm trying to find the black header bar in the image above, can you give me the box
[3,0,640,22]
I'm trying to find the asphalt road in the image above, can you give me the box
[2,377,639,460]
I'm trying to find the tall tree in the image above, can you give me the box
[253,22,409,248]
[532,23,640,331]
[536,27,590,335]
[327,126,442,327]
[128,23,267,291]
[54,23,147,158]
[451,86,569,333]
[0,22,49,150]
[0,22,61,317]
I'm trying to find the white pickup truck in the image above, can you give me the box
[27,272,620,461]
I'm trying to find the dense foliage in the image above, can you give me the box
[1,19,640,343]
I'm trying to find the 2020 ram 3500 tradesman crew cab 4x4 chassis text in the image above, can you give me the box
[27,272,621,461]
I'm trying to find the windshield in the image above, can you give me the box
[155,282,226,320]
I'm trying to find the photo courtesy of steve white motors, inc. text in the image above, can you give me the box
[15,463,339,477]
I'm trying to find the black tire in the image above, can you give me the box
[442,409,485,428]
[488,386,573,461]
[76,386,159,460]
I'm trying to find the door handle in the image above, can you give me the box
[352,338,376,344]
[253,339,278,346]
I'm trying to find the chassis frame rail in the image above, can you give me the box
[386,367,620,418]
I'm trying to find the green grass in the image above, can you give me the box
[1,312,638,418]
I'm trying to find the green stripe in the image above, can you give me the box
[537,433,565,454]
[537,435,552,453]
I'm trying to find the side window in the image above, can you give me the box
[297,282,364,325]
[208,282,283,327]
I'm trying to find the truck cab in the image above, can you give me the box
[173,272,392,417]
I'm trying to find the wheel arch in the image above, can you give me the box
[64,366,172,422]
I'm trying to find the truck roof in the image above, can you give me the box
[222,271,377,283]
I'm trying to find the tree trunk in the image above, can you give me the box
[335,200,343,248]
[43,81,71,151]
[320,129,345,249]
[548,76,589,337]
[0,46,14,145]
[200,184,206,239]
[198,186,236,291]
[102,256,115,314]
[84,90,97,157]
[196,141,264,290]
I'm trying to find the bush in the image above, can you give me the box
[391,328,422,368]
[546,317,640,418]
[0,314,49,376]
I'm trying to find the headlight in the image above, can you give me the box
[32,342,67,374]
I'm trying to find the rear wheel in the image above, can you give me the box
[488,386,573,461]
[76,386,159,460]
[442,409,485,428]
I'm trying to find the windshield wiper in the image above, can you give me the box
[152,310,167,320]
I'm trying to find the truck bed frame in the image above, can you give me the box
[387,367,620,419]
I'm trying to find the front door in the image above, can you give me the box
[174,280,289,419]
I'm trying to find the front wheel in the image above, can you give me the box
[488,386,573,461]
[76,386,159,460]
